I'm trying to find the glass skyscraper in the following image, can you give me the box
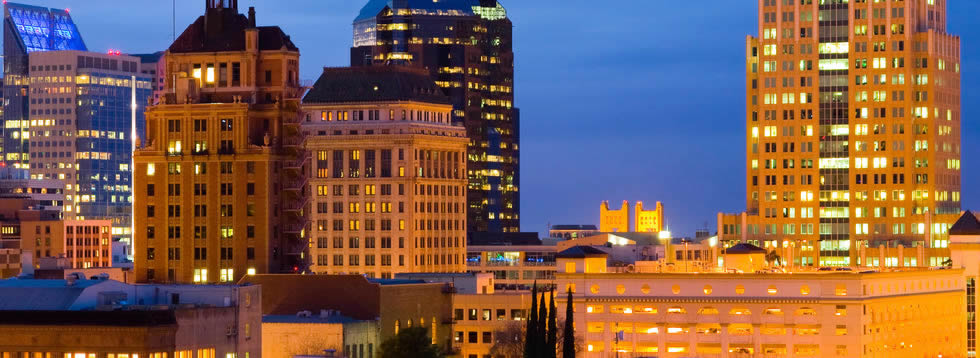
[351,0,519,233]
[2,2,87,169]
[3,3,152,259]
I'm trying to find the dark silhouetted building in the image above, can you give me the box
[351,0,519,234]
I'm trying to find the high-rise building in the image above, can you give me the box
[720,0,961,267]
[351,0,519,233]
[134,0,308,283]
[132,51,168,105]
[2,2,87,169]
[302,66,468,277]
[26,50,151,247]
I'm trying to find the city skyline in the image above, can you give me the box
[20,0,980,236]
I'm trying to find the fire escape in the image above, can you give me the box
[279,83,311,273]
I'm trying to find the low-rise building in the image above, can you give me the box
[556,246,965,358]
[0,197,113,276]
[549,225,597,240]
[241,274,454,357]
[0,276,261,358]
[451,292,534,358]
[261,311,352,358]
[395,272,494,295]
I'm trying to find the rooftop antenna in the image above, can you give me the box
[172,0,176,42]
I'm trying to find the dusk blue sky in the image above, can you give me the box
[31,0,979,236]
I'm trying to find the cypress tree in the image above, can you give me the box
[524,281,538,358]
[537,292,547,357]
[547,288,558,358]
[562,287,575,358]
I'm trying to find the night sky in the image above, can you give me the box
[33,0,980,236]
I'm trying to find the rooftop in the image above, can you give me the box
[0,310,178,327]
[240,274,442,320]
[468,232,542,246]
[551,225,598,231]
[951,210,980,236]
[129,51,164,64]
[262,314,356,325]
[169,4,296,53]
[556,246,608,259]
[723,243,767,254]
[0,278,109,310]
[355,0,506,22]
[4,2,87,53]
[303,66,450,105]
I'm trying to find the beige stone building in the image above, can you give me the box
[557,247,965,358]
[134,1,308,283]
[302,66,468,277]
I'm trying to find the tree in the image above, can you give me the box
[561,288,576,358]
[547,289,558,358]
[378,326,442,358]
[490,321,525,358]
[524,282,538,358]
[536,292,547,356]
[766,250,782,266]
[494,319,582,358]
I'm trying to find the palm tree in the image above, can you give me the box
[766,250,783,266]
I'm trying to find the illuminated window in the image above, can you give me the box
[220,268,234,282]
[703,285,712,295]
[616,285,625,295]
[767,285,778,295]
[730,308,751,315]
[147,163,156,176]
[193,268,208,283]
[589,284,599,293]
[735,285,745,295]
[698,307,719,315]
[206,64,215,83]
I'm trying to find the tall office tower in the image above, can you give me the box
[722,0,962,267]
[351,0,519,233]
[302,67,468,278]
[2,3,87,170]
[27,51,151,250]
[132,51,168,105]
[134,0,308,283]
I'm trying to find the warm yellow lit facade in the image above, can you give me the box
[600,201,665,233]
[724,0,962,267]
[635,201,664,233]
[19,219,113,270]
[302,67,468,277]
[558,253,966,358]
[451,293,534,358]
[134,3,307,283]
[599,201,629,233]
